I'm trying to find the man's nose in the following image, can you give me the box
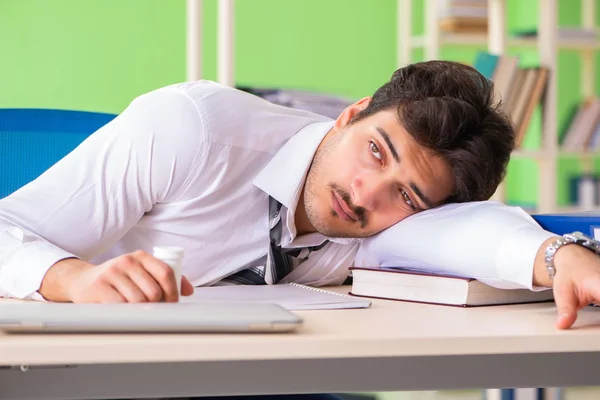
[350,177,386,212]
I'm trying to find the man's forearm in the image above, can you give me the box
[39,258,94,302]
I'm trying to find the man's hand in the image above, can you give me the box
[552,244,600,329]
[39,250,194,303]
[534,237,600,329]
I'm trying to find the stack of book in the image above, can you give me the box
[473,51,549,147]
[438,0,488,34]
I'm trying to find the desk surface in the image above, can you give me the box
[1,286,600,366]
[2,286,600,399]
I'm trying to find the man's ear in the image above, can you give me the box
[334,97,372,130]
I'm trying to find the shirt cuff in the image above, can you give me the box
[495,224,556,291]
[0,241,76,299]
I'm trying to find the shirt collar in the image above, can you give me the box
[253,121,356,245]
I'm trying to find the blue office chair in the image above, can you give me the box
[0,108,117,199]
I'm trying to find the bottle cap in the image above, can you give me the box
[153,246,184,260]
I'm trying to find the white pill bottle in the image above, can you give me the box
[153,246,185,297]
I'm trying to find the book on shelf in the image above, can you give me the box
[473,51,499,79]
[438,0,487,34]
[490,54,519,112]
[472,51,549,147]
[439,16,487,33]
[560,97,600,151]
[349,266,554,307]
[510,67,549,146]
[439,0,488,9]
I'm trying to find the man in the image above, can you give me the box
[1,60,599,331]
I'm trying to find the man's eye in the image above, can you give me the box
[370,141,382,160]
[400,189,415,209]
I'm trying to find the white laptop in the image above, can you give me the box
[0,302,302,333]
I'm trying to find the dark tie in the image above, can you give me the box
[222,196,329,285]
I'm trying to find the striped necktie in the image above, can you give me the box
[223,196,329,285]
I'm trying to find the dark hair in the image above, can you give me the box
[353,60,515,203]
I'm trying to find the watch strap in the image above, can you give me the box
[545,231,600,279]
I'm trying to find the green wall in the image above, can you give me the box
[1,0,598,207]
[0,0,186,113]
[0,0,397,112]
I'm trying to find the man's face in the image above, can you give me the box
[302,99,455,238]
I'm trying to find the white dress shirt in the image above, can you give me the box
[0,80,557,300]
[354,201,555,291]
[0,81,358,299]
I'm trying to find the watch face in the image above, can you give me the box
[568,231,593,242]
[566,232,600,254]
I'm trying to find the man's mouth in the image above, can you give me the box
[332,191,359,222]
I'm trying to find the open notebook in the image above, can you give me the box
[180,283,371,310]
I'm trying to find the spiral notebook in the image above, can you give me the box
[181,283,371,310]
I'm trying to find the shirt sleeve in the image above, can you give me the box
[0,86,207,299]
[353,201,556,291]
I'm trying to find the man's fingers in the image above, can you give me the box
[126,263,165,302]
[557,312,577,330]
[108,269,149,303]
[181,275,194,296]
[553,280,578,329]
[132,250,179,302]
[98,284,127,303]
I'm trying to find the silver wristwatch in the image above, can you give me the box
[545,231,600,279]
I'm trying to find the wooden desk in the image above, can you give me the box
[1,286,600,400]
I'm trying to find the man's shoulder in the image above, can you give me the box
[169,80,329,118]
[167,80,252,107]
[162,80,331,152]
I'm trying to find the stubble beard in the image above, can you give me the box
[303,134,368,239]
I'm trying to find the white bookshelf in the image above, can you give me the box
[411,32,600,49]
[186,0,235,86]
[397,0,599,214]
[186,0,203,82]
[192,0,599,213]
